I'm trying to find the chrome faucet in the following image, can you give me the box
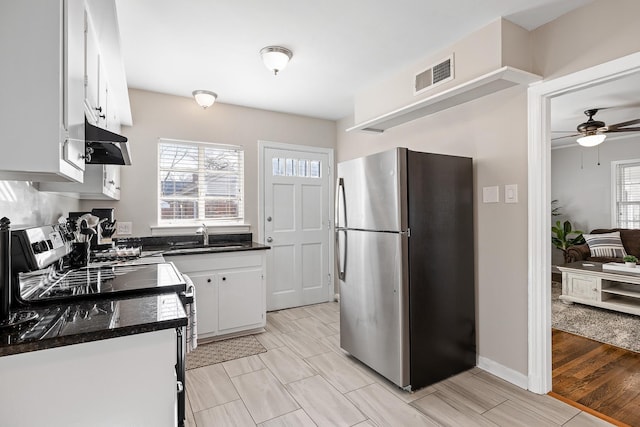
[196,223,209,245]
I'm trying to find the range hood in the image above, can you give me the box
[85,119,131,165]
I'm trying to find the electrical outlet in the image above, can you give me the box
[116,221,132,235]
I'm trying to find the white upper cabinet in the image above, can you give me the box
[40,164,121,200]
[0,0,131,185]
[0,0,86,182]
[84,0,132,127]
[84,10,101,125]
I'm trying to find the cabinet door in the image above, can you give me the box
[97,60,108,128]
[84,10,100,120]
[218,269,264,332]
[104,164,120,200]
[565,273,599,301]
[187,272,218,336]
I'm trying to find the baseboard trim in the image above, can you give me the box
[477,356,528,390]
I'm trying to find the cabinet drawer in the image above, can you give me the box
[564,273,600,301]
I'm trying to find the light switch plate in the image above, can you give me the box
[505,184,518,204]
[482,186,500,203]
[116,221,132,235]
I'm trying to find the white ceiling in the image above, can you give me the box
[115,0,592,121]
[551,71,640,148]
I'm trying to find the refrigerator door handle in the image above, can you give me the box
[336,229,347,280]
[335,177,346,229]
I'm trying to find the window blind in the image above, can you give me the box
[614,160,640,229]
[158,140,244,222]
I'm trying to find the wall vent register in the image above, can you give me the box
[414,54,454,94]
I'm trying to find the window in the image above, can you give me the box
[272,157,321,178]
[158,139,244,223]
[613,159,640,228]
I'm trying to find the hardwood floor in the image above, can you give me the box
[552,329,640,427]
[184,302,611,426]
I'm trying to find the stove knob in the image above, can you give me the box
[31,242,42,254]
[39,241,49,252]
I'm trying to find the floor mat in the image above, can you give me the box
[186,335,266,370]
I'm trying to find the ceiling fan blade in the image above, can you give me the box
[607,118,640,130]
[551,130,579,133]
[552,133,580,141]
[604,127,640,133]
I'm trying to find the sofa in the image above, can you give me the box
[566,228,640,263]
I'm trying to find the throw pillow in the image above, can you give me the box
[583,231,628,258]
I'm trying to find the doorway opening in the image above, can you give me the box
[528,52,640,407]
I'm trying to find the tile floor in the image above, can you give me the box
[185,301,612,426]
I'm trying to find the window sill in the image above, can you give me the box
[149,223,251,236]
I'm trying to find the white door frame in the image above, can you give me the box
[257,140,336,303]
[527,52,640,394]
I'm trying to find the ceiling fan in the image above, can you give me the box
[553,108,640,147]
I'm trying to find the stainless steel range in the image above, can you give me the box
[10,224,186,306]
[8,223,190,427]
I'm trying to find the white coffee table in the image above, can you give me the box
[557,261,640,316]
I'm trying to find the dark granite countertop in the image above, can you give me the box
[0,293,187,357]
[163,241,269,256]
[115,233,270,256]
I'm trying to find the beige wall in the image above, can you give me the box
[84,89,336,236]
[338,86,530,374]
[532,0,640,79]
[353,18,532,125]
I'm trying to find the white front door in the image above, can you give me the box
[261,143,333,311]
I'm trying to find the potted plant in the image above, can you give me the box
[623,255,638,268]
[552,220,585,263]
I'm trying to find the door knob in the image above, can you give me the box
[266,237,273,243]
[267,216,272,222]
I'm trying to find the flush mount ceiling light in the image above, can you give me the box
[577,133,607,147]
[260,46,293,75]
[192,90,218,109]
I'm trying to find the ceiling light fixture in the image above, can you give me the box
[192,90,218,109]
[260,46,293,75]
[577,133,607,147]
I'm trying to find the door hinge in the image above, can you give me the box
[261,274,264,280]
[328,273,332,285]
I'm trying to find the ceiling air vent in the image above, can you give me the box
[414,54,454,95]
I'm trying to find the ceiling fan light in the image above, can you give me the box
[260,46,292,75]
[192,90,218,109]
[577,133,607,147]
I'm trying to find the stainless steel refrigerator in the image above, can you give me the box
[336,147,475,390]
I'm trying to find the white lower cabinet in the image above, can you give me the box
[187,271,218,337]
[0,329,177,427]
[218,268,264,332]
[165,251,266,340]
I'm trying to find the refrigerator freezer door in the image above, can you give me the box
[336,148,407,232]
[339,229,409,387]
